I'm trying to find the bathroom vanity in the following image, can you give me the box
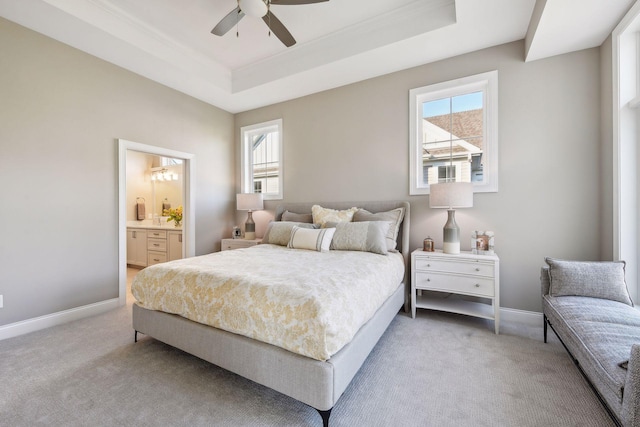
[127,222,183,267]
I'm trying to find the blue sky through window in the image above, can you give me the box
[422,91,482,118]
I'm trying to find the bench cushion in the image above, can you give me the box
[544,295,640,404]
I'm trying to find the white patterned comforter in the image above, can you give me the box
[132,244,404,361]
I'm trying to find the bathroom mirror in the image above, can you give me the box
[126,151,184,223]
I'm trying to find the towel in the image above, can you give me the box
[136,201,145,220]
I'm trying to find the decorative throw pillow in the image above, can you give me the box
[329,221,390,255]
[353,207,405,252]
[288,226,335,252]
[545,257,633,306]
[311,205,358,227]
[281,210,313,223]
[262,221,317,246]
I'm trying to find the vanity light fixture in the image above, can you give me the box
[151,167,178,181]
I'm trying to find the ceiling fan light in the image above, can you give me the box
[238,0,268,18]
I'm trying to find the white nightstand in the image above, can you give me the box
[411,249,500,334]
[221,238,262,251]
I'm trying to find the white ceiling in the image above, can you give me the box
[0,0,635,113]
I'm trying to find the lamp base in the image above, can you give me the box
[442,209,460,255]
[244,211,255,240]
[443,241,460,254]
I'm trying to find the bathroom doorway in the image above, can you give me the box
[117,139,195,306]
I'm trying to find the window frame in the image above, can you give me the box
[409,70,499,195]
[240,118,283,200]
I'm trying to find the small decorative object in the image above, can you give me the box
[472,230,494,255]
[167,205,183,227]
[423,236,434,252]
[233,226,241,239]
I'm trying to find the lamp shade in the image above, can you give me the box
[236,193,264,211]
[429,182,474,209]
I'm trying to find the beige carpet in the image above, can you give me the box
[0,295,614,426]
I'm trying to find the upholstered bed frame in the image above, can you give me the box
[132,201,410,426]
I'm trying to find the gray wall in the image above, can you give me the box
[600,34,614,263]
[235,41,604,313]
[0,17,235,326]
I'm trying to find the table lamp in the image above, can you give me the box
[236,193,264,240]
[429,182,473,254]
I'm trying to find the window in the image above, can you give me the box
[409,71,498,195]
[241,119,283,200]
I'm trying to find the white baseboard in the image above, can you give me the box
[0,298,120,341]
[500,306,543,327]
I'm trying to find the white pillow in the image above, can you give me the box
[311,205,358,227]
[288,226,336,252]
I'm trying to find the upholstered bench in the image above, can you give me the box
[541,258,640,426]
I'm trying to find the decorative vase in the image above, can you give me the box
[174,220,181,228]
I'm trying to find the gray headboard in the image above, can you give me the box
[274,201,411,312]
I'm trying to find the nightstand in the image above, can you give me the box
[411,249,500,334]
[221,238,262,251]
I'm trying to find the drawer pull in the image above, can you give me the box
[153,258,160,262]
[153,243,159,247]
[475,283,480,287]
[475,268,480,271]
[427,264,431,267]
[427,278,431,282]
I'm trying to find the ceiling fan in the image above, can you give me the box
[211,0,329,47]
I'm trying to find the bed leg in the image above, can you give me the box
[317,408,331,427]
[134,330,138,343]
[543,315,548,343]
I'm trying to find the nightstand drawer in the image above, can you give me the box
[221,238,261,251]
[147,238,167,251]
[414,257,494,277]
[415,272,495,297]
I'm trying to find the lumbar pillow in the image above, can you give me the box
[262,221,317,246]
[353,207,405,252]
[288,226,335,252]
[311,205,358,227]
[545,257,633,306]
[329,221,390,255]
[281,210,313,223]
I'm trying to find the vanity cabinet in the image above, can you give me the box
[168,230,183,261]
[127,228,148,267]
[147,230,167,266]
[127,227,183,267]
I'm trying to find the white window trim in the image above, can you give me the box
[613,2,640,303]
[240,118,283,200]
[409,70,499,195]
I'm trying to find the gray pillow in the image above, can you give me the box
[545,257,633,306]
[353,207,405,252]
[263,221,317,246]
[281,210,313,223]
[329,221,390,255]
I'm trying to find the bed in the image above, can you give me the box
[132,201,410,426]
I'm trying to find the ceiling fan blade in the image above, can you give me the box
[211,6,245,36]
[270,0,329,4]
[263,11,296,47]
